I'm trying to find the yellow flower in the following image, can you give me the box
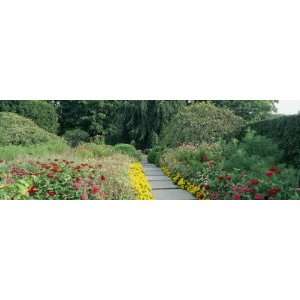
[129,163,154,200]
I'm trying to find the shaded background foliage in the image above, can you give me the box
[0,100,280,149]
[246,114,300,167]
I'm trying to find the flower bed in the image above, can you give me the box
[0,152,136,200]
[159,132,300,200]
[129,163,154,200]
[161,166,209,199]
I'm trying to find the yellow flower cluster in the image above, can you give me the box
[129,163,154,200]
[161,166,209,200]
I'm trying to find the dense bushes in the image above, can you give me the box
[160,103,245,147]
[113,144,142,160]
[0,100,59,133]
[246,114,300,167]
[160,131,300,200]
[0,112,65,146]
[148,146,164,165]
[63,129,90,147]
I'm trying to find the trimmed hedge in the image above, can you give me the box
[0,100,59,133]
[246,114,300,167]
[0,112,64,146]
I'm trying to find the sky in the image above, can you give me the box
[276,100,300,115]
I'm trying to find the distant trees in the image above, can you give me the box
[119,101,186,148]
[0,100,279,149]
[211,100,278,122]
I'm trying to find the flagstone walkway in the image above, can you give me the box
[143,162,196,200]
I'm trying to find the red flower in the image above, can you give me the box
[47,191,56,197]
[233,194,241,200]
[101,175,106,181]
[249,179,260,185]
[225,175,232,181]
[267,187,281,197]
[255,194,264,200]
[47,173,55,178]
[270,166,280,174]
[266,171,274,177]
[28,186,38,195]
[91,185,101,194]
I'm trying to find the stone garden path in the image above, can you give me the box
[142,161,196,200]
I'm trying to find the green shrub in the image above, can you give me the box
[245,114,300,167]
[148,146,164,165]
[74,143,115,159]
[0,112,63,146]
[63,129,90,147]
[114,144,141,160]
[160,103,244,147]
[222,130,283,172]
[0,100,59,133]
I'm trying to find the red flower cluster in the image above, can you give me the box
[267,187,281,197]
[249,179,260,186]
[255,194,264,200]
[47,191,56,197]
[28,186,38,195]
[266,166,281,177]
[218,175,232,181]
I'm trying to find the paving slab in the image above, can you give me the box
[153,189,196,200]
[142,160,196,200]
[144,170,164,176]
[151,181,179,190]
[148,175,171,181]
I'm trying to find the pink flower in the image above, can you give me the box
[233,194,241,200]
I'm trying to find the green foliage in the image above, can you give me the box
[114,144,141,160]
[0,112,64,146]
[63,129,90,147]
[147,146,165,165]
[57,100,121,141]
[120,100,186,149]
[245,114,300,167]
[222,130,283,172]
[0,100,59,133]
[161,103,244,147]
